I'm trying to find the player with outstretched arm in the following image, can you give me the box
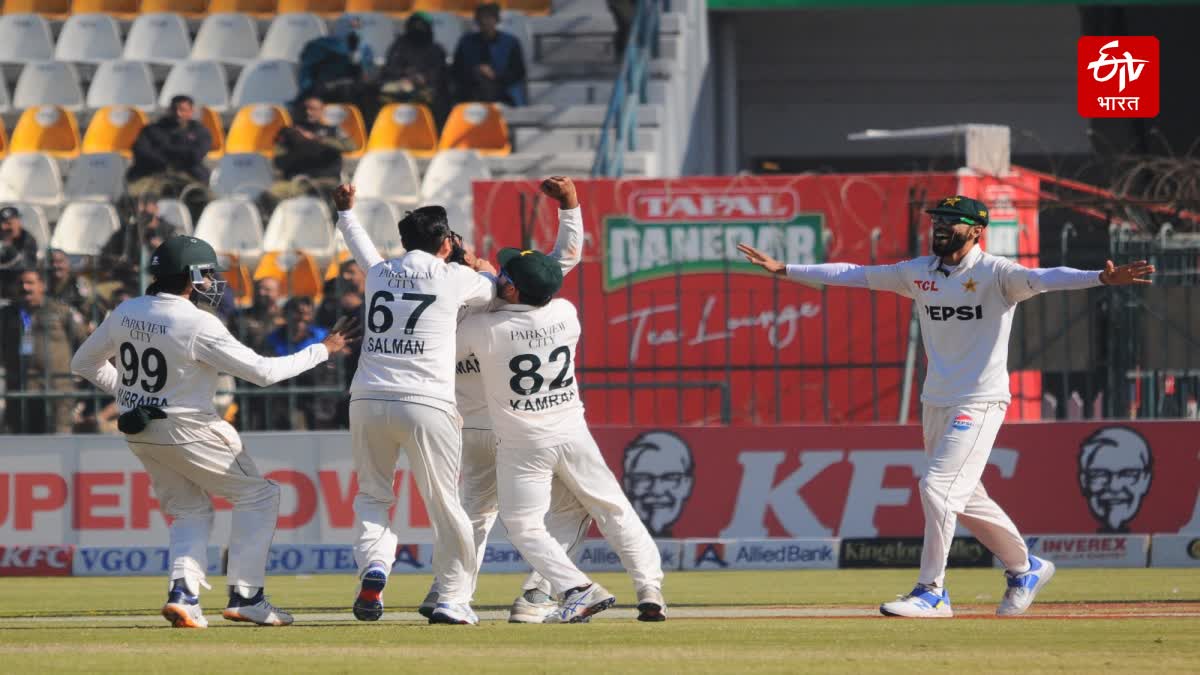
[71,236,358,628]
[739,195,1154,618]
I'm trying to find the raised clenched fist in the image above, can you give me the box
[333,184,356,212]
[540,176,579,210]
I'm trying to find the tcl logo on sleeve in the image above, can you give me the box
[0,546,75,576]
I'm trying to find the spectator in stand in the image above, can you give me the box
[297,21,379,124]
[126,96,212,209]
[0,268,87,434]
[316,259,365,328]
[452,3,527,107]
[263,296,336,430]
[234,277,284,354]
[100,195,180,288]
[45,248,96,322]
[265,95,354,212]
[0,206,40,297]
[380,12,452,126]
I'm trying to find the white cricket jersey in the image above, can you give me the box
[70,293,329,416]
[454,206,585,430]
[457,298,586,446]
[352,249,495,410]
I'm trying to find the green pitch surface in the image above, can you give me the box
[2,569,1199,673]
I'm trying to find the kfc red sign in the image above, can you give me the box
[0,546,74,576]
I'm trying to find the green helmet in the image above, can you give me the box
[149,235,227,306]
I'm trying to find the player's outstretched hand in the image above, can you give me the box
[540,176,579,210]
[333,184,356,212]
[473,255,497,275]
[1099,259,1154,285]
[323,316,362,355]
[736,243,786,275]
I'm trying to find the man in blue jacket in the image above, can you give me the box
[452,3,527,107]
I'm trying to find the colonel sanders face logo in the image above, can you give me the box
[1078,426,1153,533]
[621,431,694,537]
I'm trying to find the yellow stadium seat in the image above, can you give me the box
[4,0,70,18]
[438,102,510,156]
[70,0,139,19]
[323,103,366,159]
[220,253,255,308]
[324,249,351,281]
[11,105,81,159]
[277,0,346,16]
[367,103,438,158]
[226,104,292,157]
[139,0,207,19]
[414,0,479,16]
[501,0,550,15]
[254,250,324,300]
[206,0,278,18]
[200,105,226,161]
[344,0,413,15]
[81,105,147,159]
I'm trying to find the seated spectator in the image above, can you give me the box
[0,206,40,296]
[298,21,379,122]
[100,195,179,288]
[234,277,284,353]
[380,12,452,125]
[0,268,87,434]
[264,296,337,429]
[126,96,213,209]
[46,248,96,323]
[266,296,327,356]
[452,3,527,107]
[265,95,354,212]
[316,259,365,328]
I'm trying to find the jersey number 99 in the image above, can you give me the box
[119,342,167,393]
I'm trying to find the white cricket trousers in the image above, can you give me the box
[127,414,280,597]
[460,427,591,596]
[497,429,664,596]
[350,399,477,603]
[918,402,1029,588]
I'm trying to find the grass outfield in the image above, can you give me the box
[1,569,1198,673]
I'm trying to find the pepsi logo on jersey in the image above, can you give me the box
[951,415,973,431]
[924,305,983,321]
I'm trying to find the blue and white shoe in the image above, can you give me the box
[880,585,953,618]
[222,590,293,626]
[162,590,208,629]
[998,556,1056,616]
[353,567,388,622]
[430,602,479,625]
[417,589,439,620]
[544,583,616,624]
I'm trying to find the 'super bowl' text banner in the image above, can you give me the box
[1,421,1196,546]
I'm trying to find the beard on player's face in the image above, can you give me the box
[931,221,975,257]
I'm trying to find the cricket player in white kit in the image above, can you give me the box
[332,188,496,625]
[70,236,356,628]
[740,195,1154,618]
[458,248,667,623]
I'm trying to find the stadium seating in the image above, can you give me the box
[210,152,275,198]
[420,148,489,204]
[82,105,148,158]
[438,102,511,155]
[139,0,207,20]
[366,103,438,157]
[124,12,193,67]
[0,14,55,66]
[262,196,336,262]
[259,12,327,62]
[332,12,396,64]
[413,0,479,17]
[0,75,10,117]
[339,197,405,257]
[49,201,122,256]
[276,0,347,17]
[70,0,139,20]
[231,59,300,108]
[13,61,85,112]
[351,150,420,204]
[206,0,278,19]
[160,60,232,113]
[193,198,265,260]
[220,252,255,306]
[63,152,128,202]
[10,105,81,158]
[226,104,291,156]
[156,197,193,234]
[427,11,465,56]
[3,1,70,20]
[200,106,227,159]
[253,250,324,299]
[343,0,413,17]
[86,60,159,112]
[323,103,367,158]
[55,14,124,69]
[10,203,51,249]
[499,10,534,68]
[501,0,550,15]
[192,13,261,65]
[0,152,64,209]
[0,120,7,159]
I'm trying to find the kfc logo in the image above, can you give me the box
[621,431,694,537]
[1078,426,1153,533]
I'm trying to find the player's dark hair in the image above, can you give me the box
[446,232,467,265]
[398,206,452,255]
[283,295,314,317]
[147,273,190,296]
[516,289,552,307]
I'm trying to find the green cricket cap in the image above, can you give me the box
[925,195,990,227]
[498,247,563,304]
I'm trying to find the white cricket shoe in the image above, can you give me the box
[418,589,439,620]
[880,585,953,618]
[430,602,479,625]
[544,583,616,624]
[223,593,294,626]
[162,593,208,629]
[997,556,1056,616]
[508,589,558,623]
[636,586,667,622]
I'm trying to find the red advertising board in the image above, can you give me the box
[0,546,75,576]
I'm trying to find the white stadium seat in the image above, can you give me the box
[86,61,159,112]
[440,197,475,245]
[49,201,122,256]
[0,70,10,115]
[64,152,128,202]
[191,13,260,66]
[156,198,193,235]
[123,13,192,66]
[263,196,335,261]
[259,12,327,63]
[209,153,275,199]
[0,152,64,209]
[0,14,55,66]
[420,149,491,204]
[54,14,123,67]
[9,203,50,251]
[193,198,264,259]
[336,197,405,259]
[332,13,395,66]
[231,59,299,108]
[13,61,85,112]
[352,150,420,204]
[426,12,464,60]
[160,60,231,113]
